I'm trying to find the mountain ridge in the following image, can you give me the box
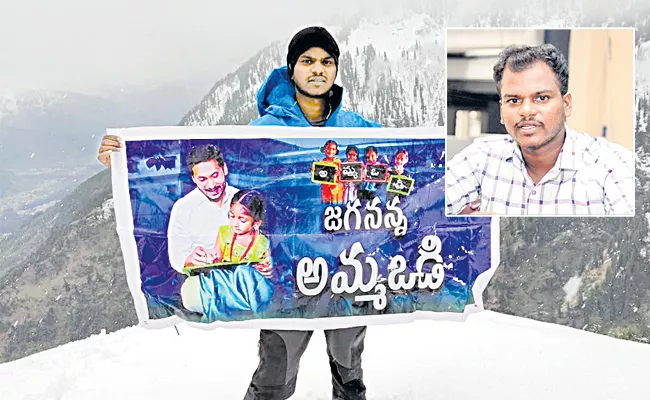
[1,9,650,364]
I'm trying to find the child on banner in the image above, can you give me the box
[181,189,274,321]
[312,139,344,204]
[342,145,363,204]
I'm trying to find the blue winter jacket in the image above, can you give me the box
[250,66,381,127]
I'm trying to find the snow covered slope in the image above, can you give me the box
[1,311,647,400]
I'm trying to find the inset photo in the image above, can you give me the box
[445,28,635,217]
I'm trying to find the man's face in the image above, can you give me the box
[499,61,572,152]
[347,150,358,162]
[291,47,336,97]
[366,150,378,164]
[191,159,228,202]
[395,152,408,167]
[324,142,338,159]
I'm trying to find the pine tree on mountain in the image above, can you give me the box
[437,107,445,126]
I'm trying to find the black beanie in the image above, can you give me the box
[287,26,340,76]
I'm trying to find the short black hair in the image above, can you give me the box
[186,144,226,173]
[493,43,569,96]
[345,145,359,156]
[365,146,378,155]
[321,140,339,155]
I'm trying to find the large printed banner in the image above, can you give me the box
[110,126,499,329]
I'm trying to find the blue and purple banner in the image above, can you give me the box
[110,126,499,329]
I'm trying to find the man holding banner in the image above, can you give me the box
[98,26,380,400]
[247,26,379,400]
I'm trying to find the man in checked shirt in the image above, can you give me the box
[446,43,635,216]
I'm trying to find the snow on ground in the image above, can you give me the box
[562,275,582,302]
[1,311,648,400]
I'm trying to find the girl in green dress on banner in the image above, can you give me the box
[181,189,274,321]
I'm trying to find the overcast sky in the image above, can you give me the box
[0,0,410,95]
[3,0,645,96]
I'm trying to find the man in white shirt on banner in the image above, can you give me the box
[166,144,238,271]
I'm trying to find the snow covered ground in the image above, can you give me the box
[1,311,648,399]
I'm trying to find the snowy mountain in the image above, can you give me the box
[180,15,447,128]
[0,87,199,169]
[0,170,137,361]
[1,311,649,400]
[0,90,69,120]
[2,6,650,367]
[0,80,212,235]
[0,90,121,168]
[0,165,101,237]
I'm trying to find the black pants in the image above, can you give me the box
[244,326,367,400]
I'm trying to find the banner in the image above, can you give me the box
[110,126,499,330]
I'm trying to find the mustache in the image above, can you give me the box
[516,118,544,128]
